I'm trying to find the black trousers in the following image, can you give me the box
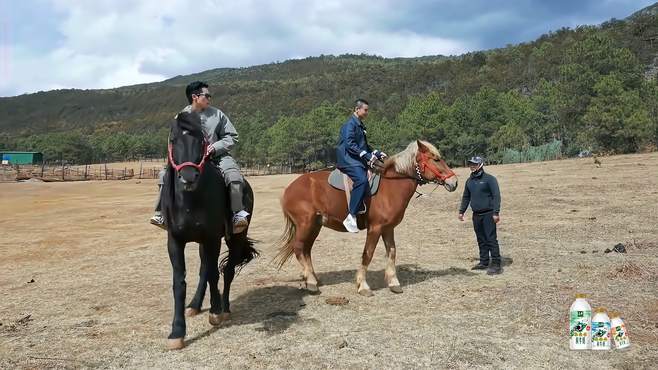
[472,211,500,265]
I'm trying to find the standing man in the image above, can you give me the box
[458,156,502,275]
[150,81,249,233]
[335,99,386,233]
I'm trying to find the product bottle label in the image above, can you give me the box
[570,310,591,345]
[612,323,629,347]
[591,321,611,348]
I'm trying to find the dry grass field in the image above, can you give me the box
[1,153,657,369]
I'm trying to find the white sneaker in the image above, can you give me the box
[342,214,359,233]
[150,214,166,230]
[232,210,250,234]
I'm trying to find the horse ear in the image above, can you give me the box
[417,140,428,153]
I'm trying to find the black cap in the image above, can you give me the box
[467,156,483,165]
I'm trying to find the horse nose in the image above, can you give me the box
[179,168,200,184]
[446,178,458,192]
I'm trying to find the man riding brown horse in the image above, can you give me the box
[275,138,458,296]
[335,99,386,233]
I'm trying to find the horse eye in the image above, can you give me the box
[182,130,189,135]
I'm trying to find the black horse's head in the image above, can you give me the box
[168,111,208,192]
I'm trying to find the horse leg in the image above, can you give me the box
[293,215,321,293]
[167,236,187,350]
[186,244,207,317]
[221,232,258,321]
[382,228,403,294]
[302,221,322,293]
[356,226,382,297]
[203,238,223,326]
[221,235,242,321]
[221,249,236,321]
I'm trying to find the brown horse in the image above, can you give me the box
[274,140,458,296]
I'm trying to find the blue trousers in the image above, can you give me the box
[339,165,369,216]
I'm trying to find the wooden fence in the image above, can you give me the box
[0,164,162,182]
[0,162,301,182]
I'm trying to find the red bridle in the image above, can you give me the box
[167,140,210,174]
[416,151,456,182]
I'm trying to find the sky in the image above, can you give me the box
[0,0,654,97]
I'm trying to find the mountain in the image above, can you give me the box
[1,3,657,165]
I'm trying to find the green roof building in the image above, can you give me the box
[1,152,44,165]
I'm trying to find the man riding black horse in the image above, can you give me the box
[151,81,250,234]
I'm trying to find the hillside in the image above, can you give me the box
[0,3,657,165]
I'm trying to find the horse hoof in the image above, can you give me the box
[209,313,222,326]
[306,283,320,295]
[389,286,403,294]
[167,338,185,350]
[358,289,374,297]
[209,312,231,326]
[185,307,201,317]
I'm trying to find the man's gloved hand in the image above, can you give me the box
[368,156,385,173]
[373,150,388,160]
[360,151,385,172]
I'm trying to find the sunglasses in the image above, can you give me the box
[195,93,212,99]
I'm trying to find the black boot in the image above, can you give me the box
[471,261,489,270]
[487,260,502,275]
[229,182,249,234]
[229,182,245,214]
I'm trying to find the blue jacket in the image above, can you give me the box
[336,115,372,169]
[459,169,501,215]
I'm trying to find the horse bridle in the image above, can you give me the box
[414,151,456,186]
[167,139,210,174]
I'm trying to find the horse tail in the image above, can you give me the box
[220,233,259,275]
[273,212,296,269]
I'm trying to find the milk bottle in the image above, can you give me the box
[569,293,592,350]
[610,311,630,349]
[591,307,611,350]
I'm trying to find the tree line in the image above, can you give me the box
[1,8,657,166]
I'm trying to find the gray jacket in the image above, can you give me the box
[180,105,239,158]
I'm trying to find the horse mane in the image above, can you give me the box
[172,111,204,138]
[387,140,442,175]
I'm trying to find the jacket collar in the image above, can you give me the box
[351,114,366,130]
[470,168,485,179]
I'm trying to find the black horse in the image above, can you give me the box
[161,111,258,350]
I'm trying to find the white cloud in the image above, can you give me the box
[3,0,651,96]
[1,0,471,96]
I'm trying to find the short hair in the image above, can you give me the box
[185,81,209,104]
[355,98,369,110]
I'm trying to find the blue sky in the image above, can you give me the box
[0,0,654,97]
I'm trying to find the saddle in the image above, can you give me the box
[328,168,381,195]
[328,169,381,220]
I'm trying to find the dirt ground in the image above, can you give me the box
[1,153,657,369]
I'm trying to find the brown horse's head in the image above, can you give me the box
[415,140,458,192]
[388,140,458,192]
